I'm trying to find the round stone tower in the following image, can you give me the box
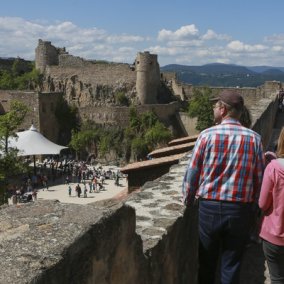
[135,51,160,104]
[35,39,59,73]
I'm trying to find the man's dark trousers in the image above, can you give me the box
[198,199,253,284]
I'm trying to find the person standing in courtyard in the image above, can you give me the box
[182,90,265,284]
[259,127,284,284]
[83,184,87,198]
[75,184,81,198]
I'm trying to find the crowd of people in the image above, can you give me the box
[182,90,284,284]
[8,159,123,204]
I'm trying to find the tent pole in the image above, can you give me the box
[33,155,36,175]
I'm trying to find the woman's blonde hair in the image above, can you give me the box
[276,127,284,158]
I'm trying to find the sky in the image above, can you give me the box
[1,0,284,67]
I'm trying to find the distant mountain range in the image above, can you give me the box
[161,63,284,87]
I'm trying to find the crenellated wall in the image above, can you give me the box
[36,40,163,106]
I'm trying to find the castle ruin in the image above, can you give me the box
[0,39,283,146]
[35,39,163,107]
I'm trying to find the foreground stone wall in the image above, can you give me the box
[0,157,270,284]
[0,201,149,284]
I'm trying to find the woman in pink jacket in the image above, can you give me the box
[259,127,284,283]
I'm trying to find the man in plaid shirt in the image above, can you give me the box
[182,90,265,284]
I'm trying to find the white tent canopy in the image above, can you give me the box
[10,125,67,156]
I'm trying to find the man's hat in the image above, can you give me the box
[212,90,244,110]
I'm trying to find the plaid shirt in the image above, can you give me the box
[182,118,265,205]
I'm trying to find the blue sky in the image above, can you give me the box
[1,0,284,67]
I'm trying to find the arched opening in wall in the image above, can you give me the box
[42,103,46,113]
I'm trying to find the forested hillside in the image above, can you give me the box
[161,63,284,87]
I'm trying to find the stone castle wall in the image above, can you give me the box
[46,63,136,89]
[162,71,280,103]
[58,53,94,68]
[0,90,12,114]
[34,40,282,135]
[36,40,163,106]
[80,102,180,127]
[136,52,160,104]
[38,92,63,142]
[0,90,40,130]
[0,90,61,142]
[42,64,137,109]
[35,39,60,73]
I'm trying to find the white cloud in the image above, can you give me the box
[227,40,267,52]
[106,34,145,43]
[272,45,284,52]
[264,34,284,44]
[0,17,284,66]
[0,17,147,63]
[202,29,231,41]
[158,25,199,41]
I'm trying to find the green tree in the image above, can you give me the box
[129,106,141,133]
[0,100,29,205]
[0,100,29,153]
[0,149,28,204]
[131,136,149,161]
[55,96,79,144]
[141,111,158,131]
[0,61,40,90]
[0,70,15,89]
[144,122,172,148]
[126,108,172,160]
[69,108,172,163]
[69,129,99,160]
[98,135,112,157]
[188,87,214,131]
[14,67,41,90]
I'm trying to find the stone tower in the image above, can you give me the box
[135,51,160,104]
[35,39,60,73]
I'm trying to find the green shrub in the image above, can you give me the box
[115,92,129,106]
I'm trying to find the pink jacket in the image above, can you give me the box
[259,159,284,246]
